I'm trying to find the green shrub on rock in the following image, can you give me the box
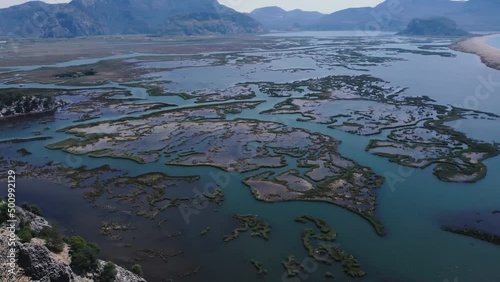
[29,205,43,216]
[98,262,117,282]
[20,202,43,216]
[17,225,34,243]
[131,264,144,277]
[69,236,100,275]
[0,203,9,224]
[40,226,65,253]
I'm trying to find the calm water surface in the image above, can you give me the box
[486,35,500,49]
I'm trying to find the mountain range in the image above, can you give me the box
[0,0,264,37]
[249,6,324,31]
[314,0,500,32]
[0,0,499,37]
[253,0,500,32]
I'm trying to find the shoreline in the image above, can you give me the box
[451,34,500,70]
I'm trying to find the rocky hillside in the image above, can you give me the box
[0,201,146,281]
[162,12,264,35]
[397,17,470,37]
[0,0,263,37]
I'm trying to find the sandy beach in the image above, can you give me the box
[451,34,500,70]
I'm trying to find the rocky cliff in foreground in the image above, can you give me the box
[0,202,146,282]
[0,0,263,37]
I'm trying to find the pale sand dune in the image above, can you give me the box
[451,34,500,70]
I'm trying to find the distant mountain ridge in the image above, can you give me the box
[316,0,500,31]
[2,0,499,37]
[249,6,324,31]
[250,0,500,32]
[0,0,264,37]
[397,17,470,37]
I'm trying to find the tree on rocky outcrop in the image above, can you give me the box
[98,262,118,282]
[17,225,34,243]
[21,202,44,216]
[69,236,100,275]
[40,225,65,253]
[131,264,144,277]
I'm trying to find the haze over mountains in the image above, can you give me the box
[253,0,500,32]
[315,0,500,32]
[249,7,324,31]
[0,0,499,37]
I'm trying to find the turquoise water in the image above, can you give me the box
[1,33,499,282]
[486,35,500,49]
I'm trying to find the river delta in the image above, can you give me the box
[1,33,500,282]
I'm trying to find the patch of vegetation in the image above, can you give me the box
[39,225,65,253]
[223,214,271,242]
[21,202,43,216]
[0,203,10,224]
[68,236,101,275]
[250,259,267,276]
[204,188,225,205]
[131,264,144,277]
[200,227,212,236]
[0,136,52,145]
[297,215,367,278]
[295,215,337,241]
[17,148,32,156]
[17,225,34,243]
[97,262,117,282]
[282,255,303,277]
[0,88,52,105]
[55,69,97,79]
[123,82,169,96]
[443,227,500,246]
[0,88,57,117]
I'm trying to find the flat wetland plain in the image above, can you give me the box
[1,33,500,282]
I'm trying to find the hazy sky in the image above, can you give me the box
[0,0,386,13]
